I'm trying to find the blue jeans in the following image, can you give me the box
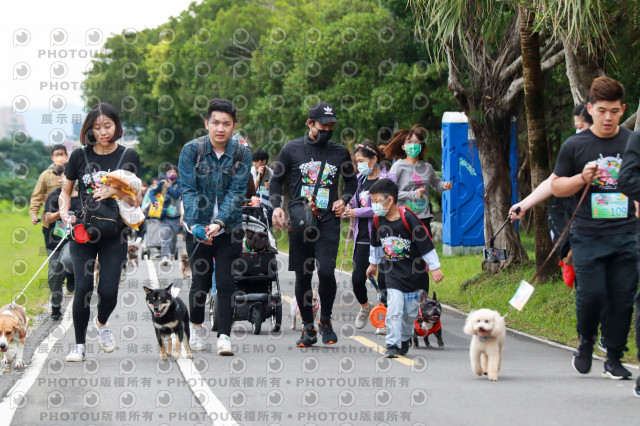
[386,289,422,348]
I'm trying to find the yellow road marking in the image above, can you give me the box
[284,294,421,366]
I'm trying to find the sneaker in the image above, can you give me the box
[572,335,594,374]
[65,344,86,362]
[602,359,632,380]
[161,257,170,266]
[190,324,206,351]
[385,345,399,358]
[375,327,387,335]
[596,336,606,353]
[296,323,318,347]
[354,302,374,329]
[399,340,410,356]
[51,306,62,321]
[318,320,338,344]
[64,289,74,296]
[217,334,233,356]
[634,377,640,398]
[95,317,116,353]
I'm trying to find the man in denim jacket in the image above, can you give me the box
[178,98,251,356]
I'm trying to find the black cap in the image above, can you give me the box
[308,102,339,124]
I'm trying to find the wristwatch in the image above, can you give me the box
[212,219,225,229]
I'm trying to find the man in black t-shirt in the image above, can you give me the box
[270,102,357,347]
[551,77,637,380]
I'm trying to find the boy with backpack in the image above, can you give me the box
[366,178,444,358]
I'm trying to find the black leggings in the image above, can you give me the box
[69,237,126,344]
[352,243,387,305]
[186,231,242,337]
[295,265,337,324]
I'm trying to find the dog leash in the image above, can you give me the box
[10,224,71,307]
[503,183,591,318]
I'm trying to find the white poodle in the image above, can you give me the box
[463,309,506,381]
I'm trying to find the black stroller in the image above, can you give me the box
[209,205,282,334]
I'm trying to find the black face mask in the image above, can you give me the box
[308,128,333,145]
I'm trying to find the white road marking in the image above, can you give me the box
[146,259,235,426]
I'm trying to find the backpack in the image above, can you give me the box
[194,134,247,177]
[373,206,432,240]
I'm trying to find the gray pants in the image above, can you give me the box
[47,245,67,308]
[159,218,181,258]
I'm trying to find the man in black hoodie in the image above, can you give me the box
[270,102,357,347]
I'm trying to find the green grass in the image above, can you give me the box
[276,224,638,364]
[0,213,52,317]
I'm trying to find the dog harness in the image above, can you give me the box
[414,317,441,337]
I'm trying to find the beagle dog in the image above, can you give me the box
[0,304,28,369]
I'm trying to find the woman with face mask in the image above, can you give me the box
[384,125,453,239]
[148,164,183,265]
[343,141,397,334]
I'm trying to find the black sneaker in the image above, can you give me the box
[51,306,62,321]
[634,377,640,398]
[296,323,317,348]
[602,359,632,380]
[399,340,410,356]
[572,335,594,374]
[318,320,338,345]
[385,345,399,358]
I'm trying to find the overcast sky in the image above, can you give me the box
[1,0,200,142]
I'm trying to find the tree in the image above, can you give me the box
[518,5,556,281]
[410,0,564,272]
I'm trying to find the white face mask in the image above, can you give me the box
[357,161,373,176]
[372,201,388,217]
[576,129,583,134]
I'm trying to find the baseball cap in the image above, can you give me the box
[308,102,339,124]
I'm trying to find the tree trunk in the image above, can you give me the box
[519,6,557,282]
[472,119,529,273]
[561,33,605,105]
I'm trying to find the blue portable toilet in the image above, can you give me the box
[441,112,518,255]
[441,112,485,255]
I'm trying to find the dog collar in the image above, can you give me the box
[478,335,488,343]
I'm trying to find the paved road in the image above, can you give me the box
[1,252,638,426]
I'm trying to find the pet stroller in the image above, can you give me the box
[140,218,178,260]
[209,205,282,335]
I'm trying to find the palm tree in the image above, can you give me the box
[409,0,564,272]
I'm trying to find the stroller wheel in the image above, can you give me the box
[251,308,262,335]
[209,293,218,332]
[271,301,282,333]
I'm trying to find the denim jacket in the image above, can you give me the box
[178,135,252,232]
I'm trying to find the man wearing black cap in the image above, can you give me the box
[270,102,357,347]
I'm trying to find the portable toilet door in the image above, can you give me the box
[441,112,485,255]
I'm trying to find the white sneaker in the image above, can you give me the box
[375,327,387,335]
[355,302,374,329]
[161,257,170,266]
[65,344,86,362]
[190,324,206,351]
[217,334,233,356]
[95,317,116,353]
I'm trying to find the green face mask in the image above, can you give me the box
[404,143,422,158]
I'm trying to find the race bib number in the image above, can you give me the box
[591,193,628,219]
[301,185,330,209]
[406,196,427,213]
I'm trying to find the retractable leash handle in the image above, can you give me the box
[489,207,521,249]
[367,274,387,304]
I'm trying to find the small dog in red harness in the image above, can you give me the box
[411,292,444,349]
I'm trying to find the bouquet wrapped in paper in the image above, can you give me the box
[101,169,145,230]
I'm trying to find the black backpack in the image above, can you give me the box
[79,146,128,240]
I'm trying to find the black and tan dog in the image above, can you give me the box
[0,304,28,369]
[411,292,444,349]
[144,284,193,360]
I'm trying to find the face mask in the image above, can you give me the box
[309,128,333,145]
[357,161,373,176]
[404,143,422,158]
[372,202,388,217]
[575,129,583,134]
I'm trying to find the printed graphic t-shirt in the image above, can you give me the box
[65,144,141,206]
[371,212,435,292]
[553,127,636,236]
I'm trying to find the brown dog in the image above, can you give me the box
[127,243,139,267]
[0,304,28,369]
[180,253,191,280]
